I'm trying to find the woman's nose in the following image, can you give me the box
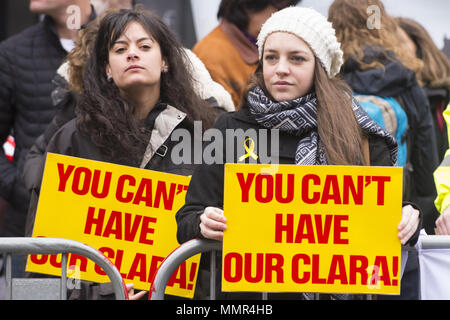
[275,58,290,75]
[127,51,139,61]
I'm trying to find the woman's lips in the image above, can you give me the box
[273,81,292,89]
[125,65,144,72]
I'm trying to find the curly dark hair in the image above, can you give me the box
[217,0,301,31]
[77,7,215,166]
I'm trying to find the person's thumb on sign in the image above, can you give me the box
[398,205,420,245]
[126,283,147,300]
[200,207,227,241]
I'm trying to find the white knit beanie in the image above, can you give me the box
[257,6,343,78]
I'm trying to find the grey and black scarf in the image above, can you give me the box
[247,86,398,166]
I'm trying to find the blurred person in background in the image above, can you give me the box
[192,0,301,109]
[396,17,450,163]
[433,105,450,235]
[90,0,133,16]
[0,0,95,278]
[329,0,439,300]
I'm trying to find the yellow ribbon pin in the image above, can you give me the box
[238,138,258,162]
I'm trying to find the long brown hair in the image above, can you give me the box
[328,0,423,76]
[242,59,366,166]
[396,17,450,88]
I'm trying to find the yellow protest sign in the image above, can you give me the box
[222,164,403,295]
[26,153,200,298]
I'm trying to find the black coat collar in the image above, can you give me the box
[230,107,260,126]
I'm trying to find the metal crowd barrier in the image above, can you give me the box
[150,239,291,300]
[149,239,416,300]
[419,235,450,249]
[0,237,128,300]
[150,238,222,300]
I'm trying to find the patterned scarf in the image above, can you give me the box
[247,86,398,166]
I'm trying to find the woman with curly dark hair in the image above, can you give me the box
[23,6,219,300]
[24,6,229,232]
[40,7,216,168]
[23,8,232,203]
[69,7,216,167]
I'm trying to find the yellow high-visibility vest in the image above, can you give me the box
[434,104,450,213]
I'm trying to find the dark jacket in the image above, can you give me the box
[0,10,95,237]
[341,46,439,234]
[176,107,421,245]
[0,16,67,237]
[23,73,77,196]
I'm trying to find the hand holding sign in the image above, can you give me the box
[200,207,227,241]
[436,205,450,235]
[398,205,420,245]
[126,283,147,300]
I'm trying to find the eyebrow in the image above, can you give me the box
[113,37,154,45]
[264,48,311,55]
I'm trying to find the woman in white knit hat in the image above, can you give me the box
[176,6,422,299]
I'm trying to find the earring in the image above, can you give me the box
[107,74,112,81]
[162,67,168,73]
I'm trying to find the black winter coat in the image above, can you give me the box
[0,12,97,237]
[0,16,67,237]
[341,46,440,234]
